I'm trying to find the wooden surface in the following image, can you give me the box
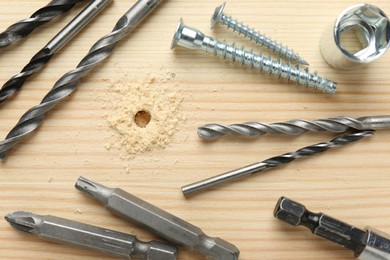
[1,0,390,259]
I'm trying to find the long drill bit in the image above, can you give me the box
[198,115,390,140]
[0,0,86,48]
[0,0,112,104]
[5,211,177,260]
[182,130,374,196]
[0,0,163,161]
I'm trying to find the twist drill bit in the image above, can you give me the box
[0,0,162,161]
[198,115,390,140]
[0,0,86,48]
[274,197,390,260]
[5,211,177,260]
[75,176,240,260]
[0,0,112,104]
[182,130,374,196]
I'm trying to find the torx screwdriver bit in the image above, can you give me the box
[0,0,112,104]
[198,115,390,140]
[75,176,240,260]
[182,130,374,196]
[5,211,177,260]
[0,0,86,48]
[274,197,390,260]
[0,0,163,161]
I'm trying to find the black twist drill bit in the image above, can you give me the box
[0,0,86,48]
[198,115,390,139]
[0,0,163,161]
[182,130,374,196]
[0,0,112,104]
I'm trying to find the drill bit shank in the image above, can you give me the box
[0,0,162,160]
[198,115,390,139]
[5,211,177,260]
[75,176,240,260]
[182,130,374,196]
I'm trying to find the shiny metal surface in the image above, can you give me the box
[5,211,177,260]
[358,228,390,260]
[320,4,390,70]
[75,176,240,260]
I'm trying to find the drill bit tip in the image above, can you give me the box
[75,176,113,205]
[5,211,41,234]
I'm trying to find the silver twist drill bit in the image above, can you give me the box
[0,0,162,161]
[211,2,309,65]
[171,19,336,94]
[0,0,86,48]
[182,130,374,196]
[198,115,390,140]
[75,176,240,260]
[0,0,112,104]
[5,211,177,260]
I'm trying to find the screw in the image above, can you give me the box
[171,19,336,94]
[211,2,309,66]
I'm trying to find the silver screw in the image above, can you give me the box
[211,2,309,66]
[171,19,337,94]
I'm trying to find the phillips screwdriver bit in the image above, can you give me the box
[182,130,374,196]
[5,211,177,260]
[75,176,240,260]
[198,115,390,140]
[274,197,390,260]
[0,0,162,161]
[0,0,112,104]
[0,0,86,48]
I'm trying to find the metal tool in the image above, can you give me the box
[5,211,177,260]
[0,0,162,161]
[320,4,390,70]
[0,0,86,48]
[198,115,390,140]
[0,0,112,104]
[171,19,336,94]
[274,197,390,260]
[182,130,374,196]
[75,176,240,260]
[211,2,309,65]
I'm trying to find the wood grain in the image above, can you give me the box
[1,0,390,259]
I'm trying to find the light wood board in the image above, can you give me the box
[1,0,390,259]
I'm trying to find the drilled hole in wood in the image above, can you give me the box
[134,110,151,128]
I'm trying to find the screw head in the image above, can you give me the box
[211,2,226,29]
[171,18,185,49]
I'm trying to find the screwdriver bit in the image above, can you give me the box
[0,0,86,48]
[75,176,240,260]
[0,0,162,161]
[274,197,390,260]
[5,211,177,260]
[182,130,374,196]
[0,0,112,104]
[198,115,390,140]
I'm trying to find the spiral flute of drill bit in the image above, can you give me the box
[171,19,336,94]
[182,130,374,196]
[198,115,390,139]
[0,0,85,48]
[211,2,309,65]
[0,0,162,160]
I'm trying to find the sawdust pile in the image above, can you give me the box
[103,73,185,159]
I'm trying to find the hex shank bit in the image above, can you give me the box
[0,0,112,104]
[75,176,240,260]
[198,115,390,140]
[0,0,86,48]
[0,0,162,160]
[182,130,374,196]
[5,211,177,260]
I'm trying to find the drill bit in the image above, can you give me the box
[274,197,390,260]
[0,0,112,104]
[5,211,177,260]
[0,0,86,48]
[182,130,374,196]
[198,115,390,140]
[75,176,240,260]
[0,0,162,161]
